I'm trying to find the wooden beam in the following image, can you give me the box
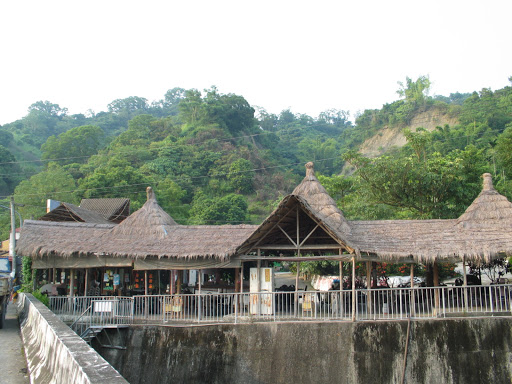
[247,207,296,251]
[277,224,297,246]
[236,254,351,262]
[251,244,343,250]
[299,224,319,247]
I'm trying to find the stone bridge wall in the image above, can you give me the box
[18,293,128,384]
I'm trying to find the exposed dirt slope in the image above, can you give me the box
[359,108,459,158]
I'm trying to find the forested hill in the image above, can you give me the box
[1,78,512,240]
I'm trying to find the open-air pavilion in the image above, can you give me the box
[15,162,512,327]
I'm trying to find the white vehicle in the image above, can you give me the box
[0,257,13,329]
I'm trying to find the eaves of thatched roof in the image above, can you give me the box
[16,220,114,258]
[17,220,257,261]
[16,166,512,267]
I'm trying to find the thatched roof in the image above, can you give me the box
[39,202,113,224]
[237,162,355,255]
[17,187,257,262]
[349,173,512,263]
[456,173,512,229]
[79,198,130,223]
[16,220,114,258]
[16,164,512,267]
[292,162,352,236]
[110,187,177,239]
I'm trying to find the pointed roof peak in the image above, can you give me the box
[147,186,155,201]
[456,173,512,228]
[482,173,495,192]
[305,162,315,178]
[292,162,352,235]
[110,186,177,239]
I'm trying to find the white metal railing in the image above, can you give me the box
[48,284,512,328]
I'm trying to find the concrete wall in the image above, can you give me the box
[18,293,128,384]
[97,318,512,384]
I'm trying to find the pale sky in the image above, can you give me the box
[0,0,510,125]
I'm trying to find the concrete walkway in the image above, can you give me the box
[0,300,30,384]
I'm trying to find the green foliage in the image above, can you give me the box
[227,158,254,194]
[21,256,33,290]
[30,289,49,306]
[189,192,248,224]
[41,125,105,165]
[14,163,78,220]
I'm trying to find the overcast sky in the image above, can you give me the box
[0,0,510,125]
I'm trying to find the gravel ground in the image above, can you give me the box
[0,300,29,384]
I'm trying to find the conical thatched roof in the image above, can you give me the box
[456,173,512,228]
[292,162,352,236]
[110,187,177,239]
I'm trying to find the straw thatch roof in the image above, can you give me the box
[79,198,130,223]
[110,187,177,239]
[39,202,113,224]
[17,187,257,262]
[17,220,114,258]
[349,172,512,263]
[237,162,355,256]
[292,162,352,236]
[238,164,512,264]
[16,163,512,267]
[456,173,512,229]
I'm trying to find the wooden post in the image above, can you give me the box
[366,261,371,317]
[352,256,356,322]
[145,270,148,296]
[84,269,89,297]
[70,269,75,298]
[240,262,244,294]
[433,261,440,316]
[410,264,415,317]
[177,270,182,295]
[198,269,202,321]
[257,254,261,316]
[339,256,344,317]
[463,256,468,312]
[53,267,57,284]
[170,270,175,295]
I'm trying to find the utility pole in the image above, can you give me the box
[9,196,16,278]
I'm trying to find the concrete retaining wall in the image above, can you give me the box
[96,318,512,384]
[18,293,128,384]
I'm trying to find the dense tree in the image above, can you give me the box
[41,125,105,165]
[14,163,78,220]
[227,158,254,194]
[189,192,248,224]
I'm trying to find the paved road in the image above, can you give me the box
[0,300,29,384]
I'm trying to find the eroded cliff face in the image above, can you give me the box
[359,109,459,158]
